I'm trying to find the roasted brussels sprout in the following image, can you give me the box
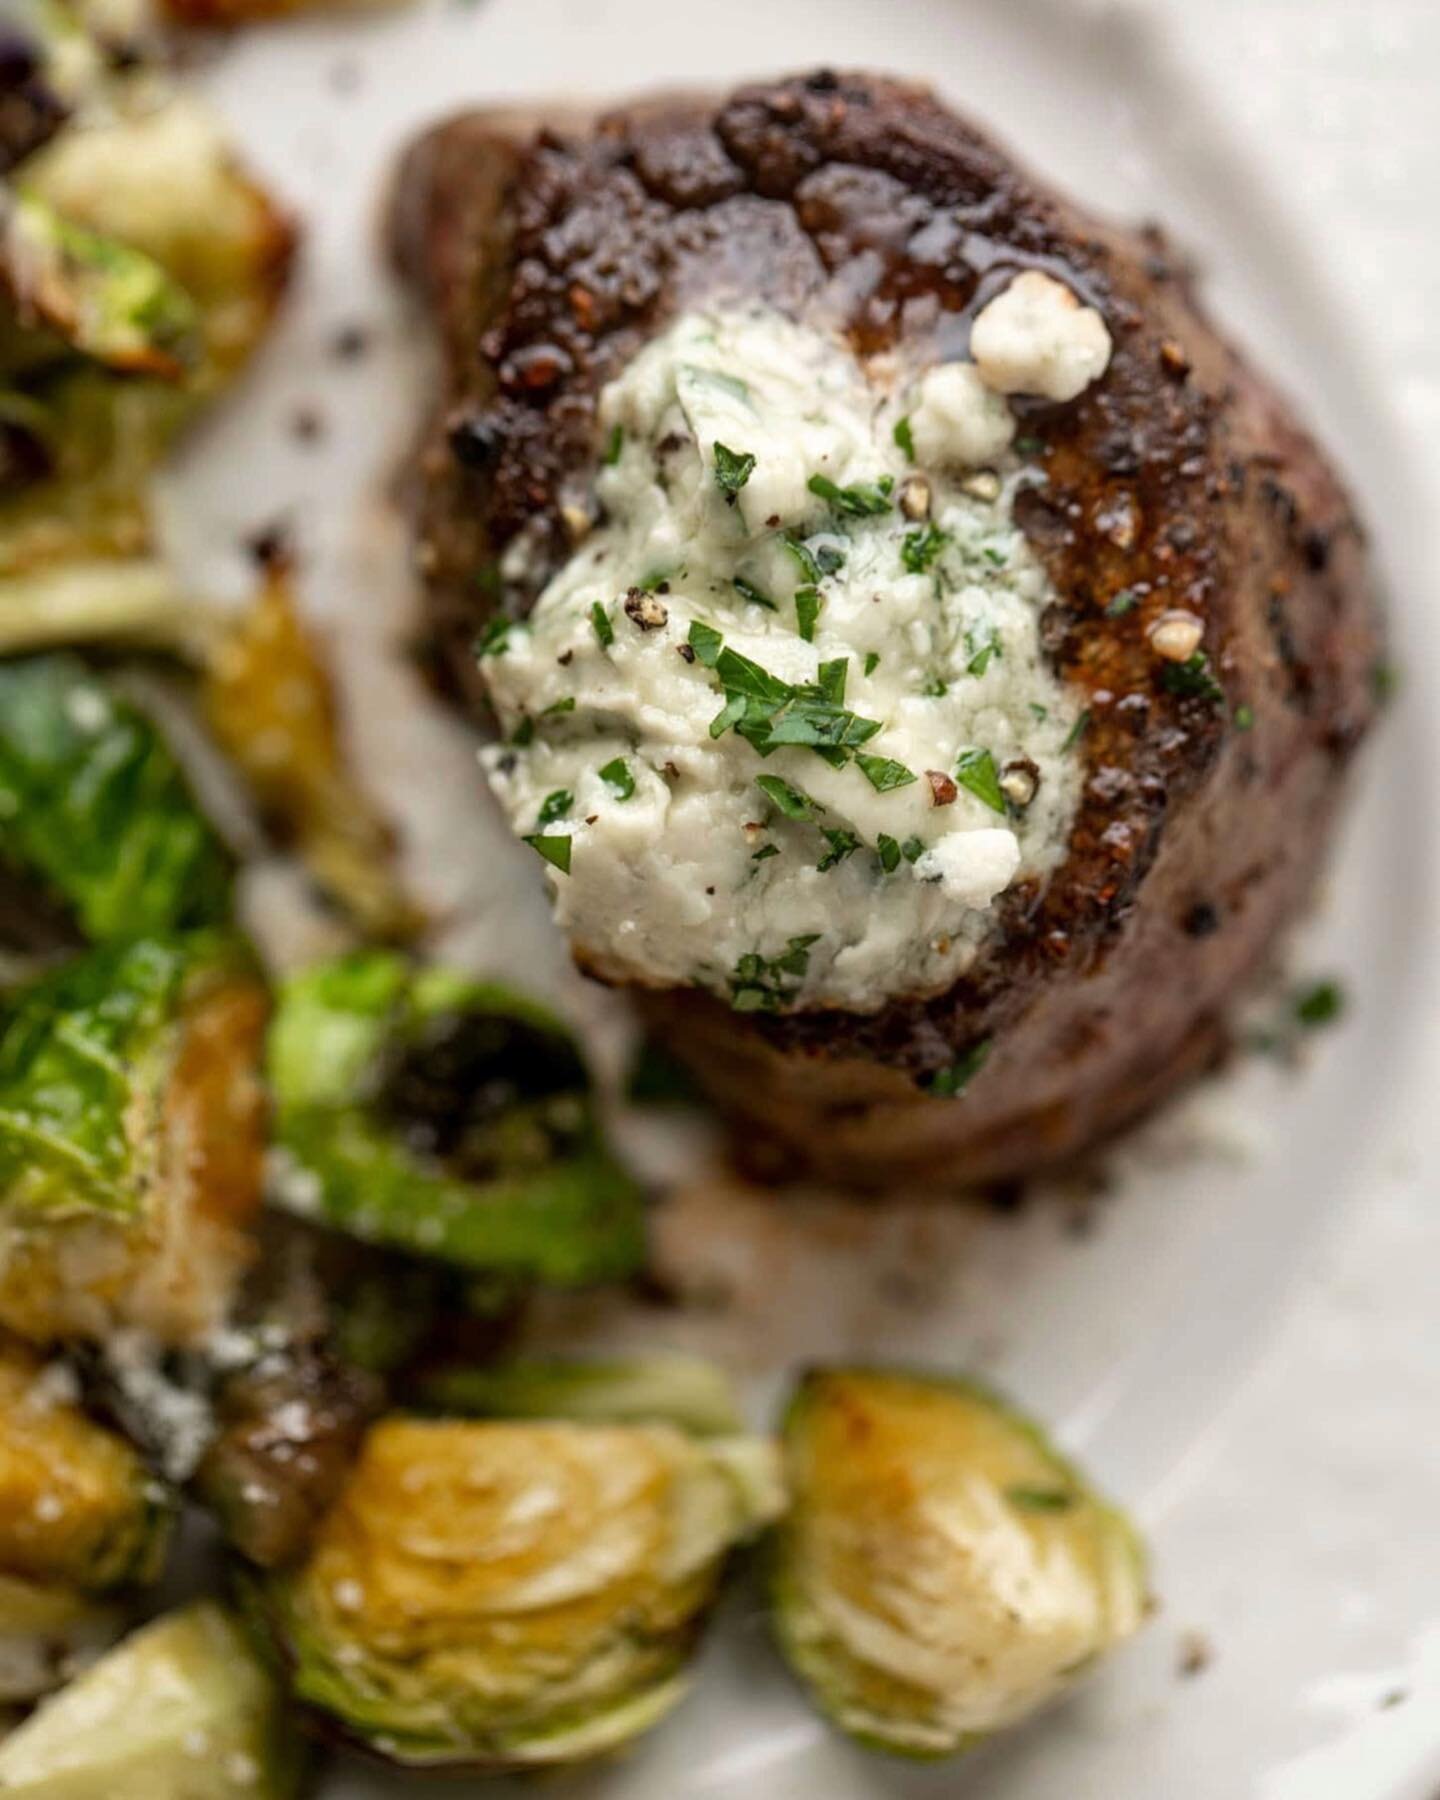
[0,656,233,950]
[0,26,293,592]
[246,1413,783,1768]
[0,1334,171,1702]
[267,951,645,1287]
[772,1368,1149,1756]
[0,1602,306,1797]
[0,931,267,1346]
[1,189,200,380]
[418,1354,747,1438]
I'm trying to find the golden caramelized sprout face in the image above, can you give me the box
[773,1369,1148,1756]
[255,1416,782,1768]
[0,1340,169,1594]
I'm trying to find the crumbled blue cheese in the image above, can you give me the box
[481,305,1085,1014]
[970,271,1112,404]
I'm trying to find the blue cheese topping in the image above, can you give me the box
[481,302,1093,1014]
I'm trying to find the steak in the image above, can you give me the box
[391,72,1382,1188]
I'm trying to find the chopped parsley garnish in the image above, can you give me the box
[524,834,571,874]
[1234,703,1255,731]
[893,415,916,462]
[712,441,756,501]
[1160,652,1226,705]
[877,834,902,873]
[954,747,1005,814]
[1029,702,1049,722]
[1005,1486,1075,1514]
[752,843,780,863]
[636,566,674,592]
[729,935,821,1013]
[818,658,848,703]
[965,617,1001,677]
[1371,660,1398,705]
[981,546,1006,569]
[541,696,575,717]
[704,641,883,766]
[856,753,917,793]
[901,524,949,575]
[598,758,635,800]
[474,617,511,658]
[807,472,894,518]
[688,620,723,667]
[1014,434,1045,455]
[785,537,823,585]
[536,789,572,827]
[813,541,845,576]
[733,575,776,611]
[795,587,822,642]
[818,828,860,872]
[755,775,818,820]
[926,1038,991,1098]
[1294,979,1345,1028]
[1106,588,1139,618]
[921,675,947,699]
[864,652,881,677]
[1062,709,1092,752]
[511,717,535,747]
[602,422,624,466]
[590,602,614,649]
[901,836,925,864]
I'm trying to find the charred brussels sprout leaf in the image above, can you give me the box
[0,1602,306,1798]
[0,932,267,1347]
[416,1354,746,1439]
[0,656,233,948]
[772,1368,1149,1756]
[246,1415,782,1769]
[1,189,201,380]
[267,952,645,1287]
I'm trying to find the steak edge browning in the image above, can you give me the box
[391,72,1382,1188]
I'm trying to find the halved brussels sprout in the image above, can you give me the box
[0,656,233,950]
[772,1368,1149,1757]
[0,1602,306,1797]
[204,561,419,941]
[0,1334,171,1703]
[1,189,200,380]
[0,931,267,1346]
[267,951,645,1287]
[417,1354,746,1439]
[246,1413,782,1768]
[0,1336,170,1594]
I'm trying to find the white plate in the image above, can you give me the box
[171,1,1440,1795]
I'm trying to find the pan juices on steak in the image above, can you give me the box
[392,72,1381,1189]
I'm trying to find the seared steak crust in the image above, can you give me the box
[392,73,1381,1186]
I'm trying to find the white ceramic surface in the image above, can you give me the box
[170,2,1440,1794]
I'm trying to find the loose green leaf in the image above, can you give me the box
[817,829,860,872]
[900,525,948,575]
[733,576,776,611]
[953,747,1005,814]
[795,587,822,643]
[893,415,916,462]
[756,775,818,821]
[598,759,635,800]
[965,617,1001,677]
[1295,979,1345,1028]
[688,620,724,667]
[474,617,511,658]
[807,473,893,518]
[863,652,881,677]
[536,790,572,828]
[712,441,756,500]
[541,696,575,718]
[856,753,917,794]
[728,935,822,1013]
[590,603,614,649]
[876,835,902,874]
[752,843,780,863]
[901,837,926,864]
[524,834,572,874]
[926,1039,992,1098]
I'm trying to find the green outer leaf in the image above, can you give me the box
[0,931,243,1222]
[267,953,645,1286]
[415,1355,745,1438]
[0,655,233,945]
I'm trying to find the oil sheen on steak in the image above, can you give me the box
[390,72,1382,1188]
